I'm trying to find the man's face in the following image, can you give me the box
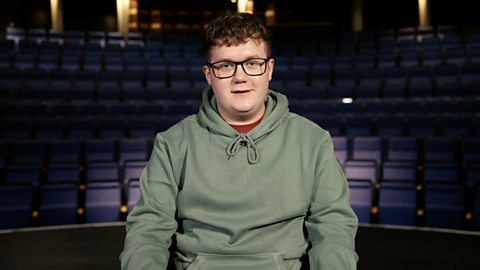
[203,39,274,125]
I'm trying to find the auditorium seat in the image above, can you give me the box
[11,140,45,165]
[382,161,417,183]
[332,136,349,166]
[386,136,419,162]
[375,114,405,137]
[123,160,147,184]
[423,137,459,163]
[126,179,140,213]
[351,136,383,166]
[439,114,473,137]
[473,185,480,229]
[423,162,461,183]
[127,117,158,139]
[46,163,81,183]
[0,184,34,229]
[348,180,373,223]
[84,139,116,162]
[406,113,438,137]
[39,182,78,226]
[344,160,378,183]
[97,118,127,139]
[47,139,81,164]
[3,164,41,187]
[344,115,373,137]
[34,118,65,140]
[84,181,122,223]
[65,118,98,139]
[378,182,417,226]
[118,138,149,164]
[462,138,480,166]
[85,162,120,182]
[424,183,466,229]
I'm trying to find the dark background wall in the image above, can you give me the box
[1,0,480,36]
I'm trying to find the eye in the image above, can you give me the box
[245,60,262,67]
[215,62,235,70]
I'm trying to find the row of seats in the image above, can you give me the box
[1,136,478,182]
[4,43,480,71]
[2,170,480,230]
[349,180,480,230]
[1,112,478,140]
[0,179,139,229]
[2,96,478,115]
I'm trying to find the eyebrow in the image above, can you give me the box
[211,56,267,62]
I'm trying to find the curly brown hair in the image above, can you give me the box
[202,13,271,60]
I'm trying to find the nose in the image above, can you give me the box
[232,63,247,81]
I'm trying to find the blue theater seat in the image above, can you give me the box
[118,138,149,164]
[332,136,349,166]
[39,183,78,226]
[378,182,417,226]
[424,183,466,229]
[344,160,378,183]
[382,161,417,183]
[123,160,147,184]
[86,162,120,182]
[126,179,141,213]
[84,181,122,223]
[348,180,373,223]
[0,185,33,229]
[386,136,419,162]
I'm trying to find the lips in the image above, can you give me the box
[231,89,252,94]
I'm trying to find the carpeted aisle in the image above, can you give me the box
[0,223,479,270]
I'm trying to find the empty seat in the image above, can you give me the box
[378,182,417,226]
[382,161,417,183]
[351,136,383,165]
[86,162,120,182]
[473,185,480,229]
[423,162,460,183]
[84,139,116,163]
[375,114,405,137]
[11,140,46,165]
[118,138,149,164]
[47,139,81,164]
[0,185,33,229]
[4,164,41,186]
[46,163,81,183]
[84,182,122,223]
[123,160,147,184]
[462,138,480,166]
[348,180,373,223]
[126,180,140,213]
[39,183,78,226]
[332,136,349,166]
[386,136,419,162]
[424,183,466,229]
[423,137,459,163]
[344,160,378,183]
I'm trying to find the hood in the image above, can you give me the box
[197,86,290,164]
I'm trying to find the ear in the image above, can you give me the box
[267,58,274,81]
[203,65,212,85]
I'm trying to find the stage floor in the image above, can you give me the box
[1,223,479,270]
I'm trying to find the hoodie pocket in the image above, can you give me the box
[174,252,299,270]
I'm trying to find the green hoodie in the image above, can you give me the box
[120,87,358,270]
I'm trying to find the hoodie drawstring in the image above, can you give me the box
[226,134,259,164]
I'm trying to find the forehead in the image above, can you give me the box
[209,39,268,61]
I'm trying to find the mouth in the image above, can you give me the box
[231,89,252,94]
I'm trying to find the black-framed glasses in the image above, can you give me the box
[206,58,271,79]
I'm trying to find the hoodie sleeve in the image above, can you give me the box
[120,134,179,270]
[305,132,359,269]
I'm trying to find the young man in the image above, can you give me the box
[120,13,358,270]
